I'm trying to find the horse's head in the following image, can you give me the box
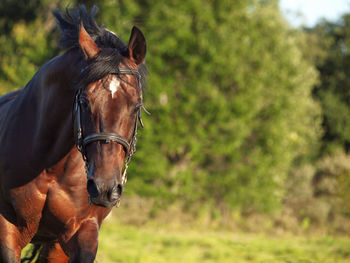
[74,23,146,207]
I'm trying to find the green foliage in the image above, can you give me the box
[0,1,321,215]
[0,0,42,33]
[315,152,350,232]
[0,16,58,94]
[308,15,350,154]
[282,15,350,233]
[111,0,320,213]
[285,151,350,234]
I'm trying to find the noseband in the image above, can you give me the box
[74,68,144,186]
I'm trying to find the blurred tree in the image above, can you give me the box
[288,15,350,233]
[0,0,42,33]
[308,15,350,155]
[95,0,320,213]
[0,0,321,215]
[0,0,72,93]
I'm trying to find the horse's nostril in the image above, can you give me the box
[106,184,122,203]
[116,184,123,196]
[87,179,99,198]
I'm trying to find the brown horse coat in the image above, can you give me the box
[0,6,147,263]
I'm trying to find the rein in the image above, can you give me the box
[74,68,144,186]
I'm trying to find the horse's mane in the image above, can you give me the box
[52,5,126,51]
[52,5,147,91]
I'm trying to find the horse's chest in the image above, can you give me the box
[33,183,94,242]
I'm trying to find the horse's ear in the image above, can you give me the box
[127,26,146,64]
[79,21,100,60]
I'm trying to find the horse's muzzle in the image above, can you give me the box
[87,178,123,207]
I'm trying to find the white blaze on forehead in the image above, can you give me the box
[109,77,120,97]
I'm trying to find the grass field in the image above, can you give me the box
[96,221,350,263]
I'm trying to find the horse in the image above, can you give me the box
[0,5,147,262]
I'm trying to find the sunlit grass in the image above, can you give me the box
[21,219,350,263]
[96,221,350,263]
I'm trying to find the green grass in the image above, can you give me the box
[96,221,350,263]
[21,217,350,263]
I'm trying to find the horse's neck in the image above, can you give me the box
[36,49,84,167]
[3,49,83,171]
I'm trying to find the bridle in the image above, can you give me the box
[74,67,145,186]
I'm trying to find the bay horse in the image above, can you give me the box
[0,5,147,263]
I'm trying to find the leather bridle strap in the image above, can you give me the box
[83,132,130,153]
[74,67,144,186]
